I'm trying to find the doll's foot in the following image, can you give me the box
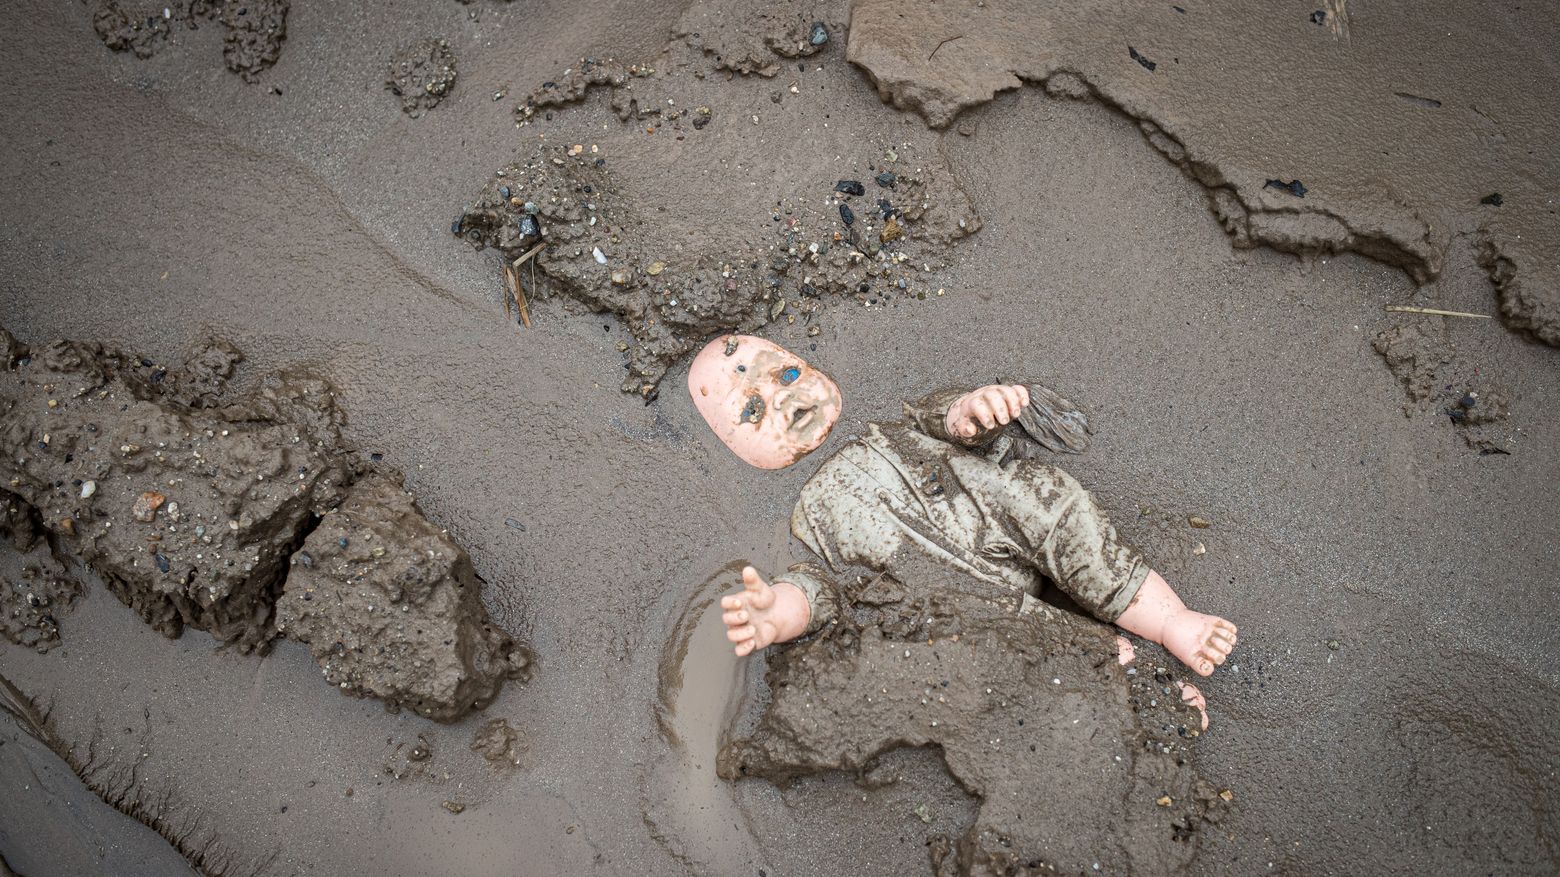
[1179,682,1209,730]
[1162,610,1237,676]
[721,566,811,657]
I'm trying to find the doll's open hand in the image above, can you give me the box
[946,384,1031,439]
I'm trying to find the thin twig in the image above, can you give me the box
[1385,305,1491,319]
[928,34,963,61]
[511,241,546,268]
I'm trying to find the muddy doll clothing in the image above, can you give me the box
[781,389,1149,636]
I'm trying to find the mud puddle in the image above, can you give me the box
[646,522,794,875]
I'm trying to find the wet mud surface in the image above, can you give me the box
[2,0,1557,875]
[722,581,1215,875]
[0,325,529,721]
[846,0,1560,346]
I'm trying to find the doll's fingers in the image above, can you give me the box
[983,388,1014,422]
[734,639,756,657]
[1002,385,1028,414]
[726,624,756,643]
[721,594,743,611]
[722,609,748,626]
[741,566,764,590]
[969,397,997,429]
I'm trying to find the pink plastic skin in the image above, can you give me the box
[687,335,843,470]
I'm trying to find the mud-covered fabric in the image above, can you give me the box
[787,396,1148,627]
[778,562,843,636]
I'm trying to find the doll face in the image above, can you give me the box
[686,335,843,469]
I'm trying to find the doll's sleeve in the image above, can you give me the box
[776,562,843,637]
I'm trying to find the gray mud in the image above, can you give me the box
[2,1,1557,875]
[845,0,1560,346]
[386,37,458,118]
[0,546,78,653]
[721,580,1216,875]
[0,325,529,720]
[91,0,289,81]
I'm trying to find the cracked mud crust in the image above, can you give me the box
[720,585,1218,876]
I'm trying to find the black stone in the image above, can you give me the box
[451,215,464,235]
[874,171,896,188]
[1310,10,1327,24]
[1128,46,1157,71]
[809,22,829,46]
[835,180,865,196]
[155,553,170,574]
[1481,193,1503,206]
[839,204,855,226]
[499,186,511,200]
[518,215,540,238]
[878,199,895,218]
[1264,179,1308,198]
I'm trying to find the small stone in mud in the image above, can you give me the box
[809,22,829,46]
[880,216,903,243]
[646,261,665,276]
[1129,46,1157,71]
[442,800,465,814]
[1480,193,1504,207]
[1264,179,1308,198]
[691,106,712,129]
[835,180,865,196]
[1188,515,1211,529]
[839,204,855,226]
[132,491,166,523]
[875,172,896,188]
[386,38,458,118]
[1310,10,1327,24]
[611,269,631,286]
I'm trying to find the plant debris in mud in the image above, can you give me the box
[0,323,532,721]
[455,135,977,394]
[720,584,1220,876]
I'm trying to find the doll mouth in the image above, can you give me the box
[790,405,816,431]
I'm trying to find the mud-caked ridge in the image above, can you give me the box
[457,136,978,394]
[0,324,531,720]
[844,0,1560,349]
[91,0,289,81]
[720,581,1217,876]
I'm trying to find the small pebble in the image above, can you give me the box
[80,480,96,499]
[593,247,608,264]
[809,22,829,46]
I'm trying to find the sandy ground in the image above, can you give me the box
[2,1,1557,875]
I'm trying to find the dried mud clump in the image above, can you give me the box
[0,333,348,651]
[675,1,836,77]
[90,0,289,81]
[720,585,1217,876]
[471,717,526,768]
[455,142,978,394]
[386,38,458,118]
[0,324,531,720]
[276,473,534,723]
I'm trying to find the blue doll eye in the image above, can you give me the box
[780,367,800,385]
